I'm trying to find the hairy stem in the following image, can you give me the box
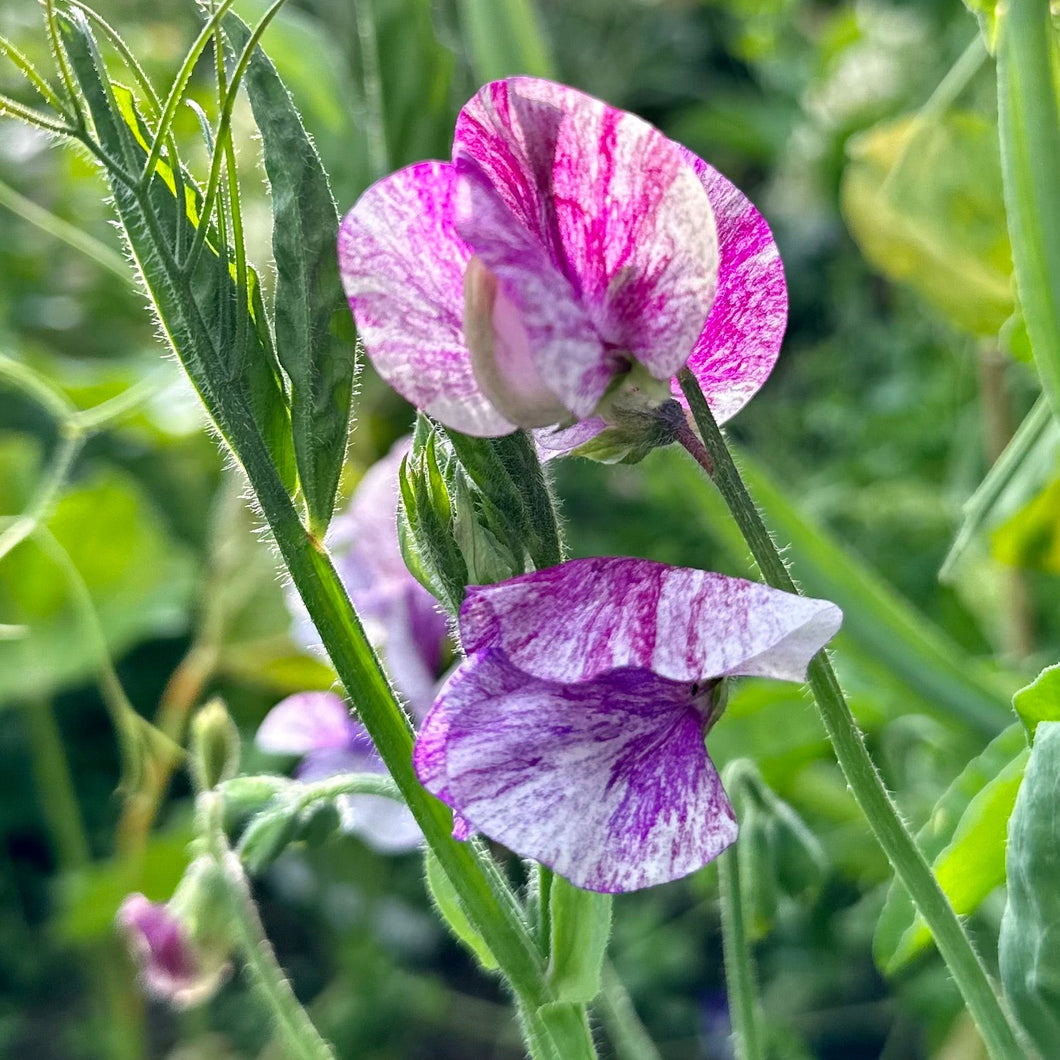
[677,368,1026,1060]
[718,848,764,1060]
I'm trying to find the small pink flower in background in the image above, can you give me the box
[258,438,449,853]
[414,558,841,892]
[117,862,231,1007]
[339,77,786,447]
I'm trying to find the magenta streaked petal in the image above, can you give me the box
[418,650,737,892]
[455,78,718,394]
[117,893,226,1007]
[338,161,514,436]
[456,162,609,418]
[673,154,788,423]
[256,692,358,756]
[460,558,842,685]
[533,417,608,460]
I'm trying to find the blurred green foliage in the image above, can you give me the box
[1,0,1057,1058]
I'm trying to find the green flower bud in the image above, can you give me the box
[190,698,241,792]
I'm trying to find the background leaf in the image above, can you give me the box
[874,724,1028,972]
[842,110,1013,337]
[0,464,195,703]
[999,720,1060,1056]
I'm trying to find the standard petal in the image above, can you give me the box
[338,161,513,436]
[455,78,718,386]
[256,692,358,756]
[672,154,788,423]
[460,558,842,685]
[419,650,737,892]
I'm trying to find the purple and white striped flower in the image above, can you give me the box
[338,77,786,447]
[257,438,449,853]
[414,558,841,892]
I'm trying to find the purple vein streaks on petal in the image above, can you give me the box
[454,78,718,401]
[422,650,737,892]
[256,692,358,755]
[460,558,842,685]
[338,161,513,436]
[673,153,788,423]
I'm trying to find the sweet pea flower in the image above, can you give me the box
[117,860,231,1007]
[414,558,841,892]
[257,438,449,853]
[339,77,786,452]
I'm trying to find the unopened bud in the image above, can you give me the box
[117,858,232,1007]
[190,697,240,791]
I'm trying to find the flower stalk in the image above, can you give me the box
[677,367,1025,1060]
[199,793,337,1060]
[717,846,764,1060]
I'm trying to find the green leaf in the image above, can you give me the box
[223,13,355,536]
[0,466,196,702]
[424,847,499,971]
[874,724,1029,972]
[997,0,1060,426]
[963,1,1000,51]
[456,0,554,82]
[1012,664,1060,740]
[991,474,1060,572]
[842,110,1014,337]
[941,397,1058,579]
[58,11,297,495]
[547,875,612,1003]
[999,721,1060,1056]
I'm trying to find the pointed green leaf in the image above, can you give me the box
[1000,721,1060,1056]
[424,847,499,971]
[547,875,611,1003]
[874,724,1028,972]
[58,11,296,494]
[1013,664,1060,740]
[223,14,355,535]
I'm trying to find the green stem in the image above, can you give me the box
[677,368,1026,1060]
[23,696,91,871]
[203,795,337,1060]
[597,963,663,1060]
[0,174,132,284]
[997,0,1060,424]
[718,848,764,1060]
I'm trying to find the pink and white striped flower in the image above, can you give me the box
[338,78,786,447]
[413,558,841,892]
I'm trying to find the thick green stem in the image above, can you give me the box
[718,848,764,1060]
[677,368,1026,1060]
[997,0,1060,424]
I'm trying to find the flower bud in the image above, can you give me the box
[117,858,232,1007]
[190,697,241,792]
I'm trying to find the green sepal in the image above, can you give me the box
[423,847,499,970]
[223,13,354,537]
[218,775,293,832]
[236,804,303,875]
[546,874,612,1003]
